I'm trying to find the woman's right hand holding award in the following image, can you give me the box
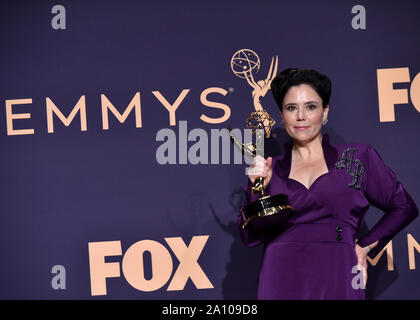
[228,109,295,230]
[248,155,273,191]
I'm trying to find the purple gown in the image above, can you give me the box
[238,134,418,300]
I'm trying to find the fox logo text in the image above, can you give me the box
[88,235,213,296]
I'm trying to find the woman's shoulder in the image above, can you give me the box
[332,140,386,168]
[332,140,373,156]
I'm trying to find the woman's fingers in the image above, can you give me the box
[361,251,368,287]
[249,156,267,177]
[357,258,368,287]
[355,244,368,288]
[248,156,273,187]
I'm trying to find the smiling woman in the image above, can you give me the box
[280,83,329,190]
[239,68,419,300]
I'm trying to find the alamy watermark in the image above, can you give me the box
[351,5,366,30]
[51,5,66,30]
[155,121,264,173]
[51,265,66,290]
[351,264,367,290]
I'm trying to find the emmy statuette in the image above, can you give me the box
[228,110,295,230]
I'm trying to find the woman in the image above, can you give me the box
[239,68,419,299]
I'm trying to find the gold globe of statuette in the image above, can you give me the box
[246,109,276,139]
[230,49,261,79]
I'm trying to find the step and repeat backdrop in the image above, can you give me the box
[0,0,419,299]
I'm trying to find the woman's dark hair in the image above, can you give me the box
[271,68,332,110]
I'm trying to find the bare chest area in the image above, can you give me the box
[288,158,329,190]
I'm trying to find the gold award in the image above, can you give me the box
[228,110,294,230]
[229,49,295,230]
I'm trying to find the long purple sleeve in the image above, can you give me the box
[237,180,272,247]
[357,145,419,258]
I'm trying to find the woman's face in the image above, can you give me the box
[280,83,329,144]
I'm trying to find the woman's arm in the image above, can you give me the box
[237,180,271,247]
[237,156,274,247]
[357,145,419,258]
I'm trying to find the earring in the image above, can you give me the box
[322,118,328,126]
